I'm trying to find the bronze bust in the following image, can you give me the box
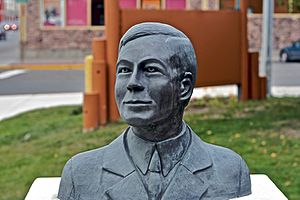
[58,22,251,200]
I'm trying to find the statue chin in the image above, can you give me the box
[120,108,157,127]
[121,109,175,128]
[123,116,155,127]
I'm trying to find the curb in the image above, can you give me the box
[0,63,84,70]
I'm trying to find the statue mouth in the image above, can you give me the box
[123,100,152,105]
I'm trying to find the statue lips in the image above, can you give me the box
[123,100,152,106]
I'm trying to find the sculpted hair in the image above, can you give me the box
[119,22,198,86]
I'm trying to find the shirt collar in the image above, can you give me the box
[126,122,190,177]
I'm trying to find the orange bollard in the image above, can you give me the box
[92,38,108,125]
[98,62,108,126]
[92,61,108,125]
[83,92,99,132]
[92,38,106,61]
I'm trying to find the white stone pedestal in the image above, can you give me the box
[25,177,60,200]
[231,174,288,200]
[25,174,288,200]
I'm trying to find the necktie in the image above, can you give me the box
[147,149,162,200]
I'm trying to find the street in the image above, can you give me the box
[0,28,299,95]
[0,62,300,95]
[272,62,300,86]
[0,69,84,95]
[0,61,299,95]
[0,30,299,95]
[0,30,85,95]
[0,31,20,65]
[2,57,298,121]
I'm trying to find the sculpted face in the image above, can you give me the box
[115,35,180,127]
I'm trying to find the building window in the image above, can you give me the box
[92,0,104,25]
[119,0,137,9]
[43,0,63,26]
[142,0,161,9]
[166,0,186,9]
[41,0,104,28]
[66,0,87,26]
[119,0,189,10]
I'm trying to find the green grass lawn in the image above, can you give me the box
[0,97,299,200]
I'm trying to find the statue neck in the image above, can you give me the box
[131,114,183,142]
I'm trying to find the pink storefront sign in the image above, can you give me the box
[166,0,186,9]
[66,0,87,25]
[119,0,136,9]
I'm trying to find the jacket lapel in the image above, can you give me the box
[181,128,213,173]
[162,128,213,200]
[101,130,148,199]
[162,164,208,200]
[104,171,148,200]
[102,130,135,177]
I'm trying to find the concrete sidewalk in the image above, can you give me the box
[1,85,300,121]
[0,93,82,121]
[192,85,300,99]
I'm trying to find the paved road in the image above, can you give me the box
[0,70,84,95]
[272,62,300,86]
[0,30,298,95]
[0,61,299,95]
[0,31,85,95]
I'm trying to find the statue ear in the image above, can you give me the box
[180,72,193,102]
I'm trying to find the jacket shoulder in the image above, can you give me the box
[58,147,107,199]
[58,132,127,200]
[71,146,106,169]
[205,143,243,166]
[204,142,251,197]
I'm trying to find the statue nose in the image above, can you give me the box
[127,82,144,92]
[126,68,144,92]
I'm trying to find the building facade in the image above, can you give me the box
[23,0,222,60]
[23,0,300,61]
[24,0,104,60]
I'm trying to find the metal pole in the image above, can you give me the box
[267,0,274,97]
[260,0,273,97]
[19,3,27,63]
[235,0,240,10]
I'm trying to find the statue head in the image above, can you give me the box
[115,22,197,131]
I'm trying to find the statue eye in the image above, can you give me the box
[118,67,131,74]
[145,66,158,73]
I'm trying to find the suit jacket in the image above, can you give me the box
[58,127,251,200]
